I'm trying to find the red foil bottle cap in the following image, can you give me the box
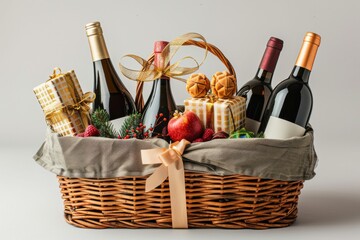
[154,41,169,69]
[267,37,284,51]
[260,37,284,73]
[154,41,169,53]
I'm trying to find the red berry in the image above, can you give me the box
[193,138,204,143]
[133,133,137,138]
[163,118,167,122]
[136,127,140,131]
[149,127,154,131]
[202,128,215,141]
[76,133,85,137]
[159,113,164,117]
[84,125,100,137]
[212,131,229,139]
[139,123,143,126]
[118,135,122,139]
[144,132,149,137]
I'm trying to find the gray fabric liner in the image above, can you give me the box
[33,128,318,181]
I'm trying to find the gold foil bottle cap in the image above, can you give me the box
[85,22,103,36]
[295,32,321,71]
[85,21,109,61]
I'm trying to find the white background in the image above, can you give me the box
[1,0,359,239]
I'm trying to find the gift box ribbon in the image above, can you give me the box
[192,94,236,132]
[44,68,95,127]
[204,93,217,129]
[141,139,190,228]
[119,32,208,83]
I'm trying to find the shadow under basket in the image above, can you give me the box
[58,171,303,229]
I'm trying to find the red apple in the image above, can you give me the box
[168,111,204,142]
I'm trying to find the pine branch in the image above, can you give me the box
[91,108,118,138]
[119,113,142,138]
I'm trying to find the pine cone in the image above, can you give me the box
[186,73,210,98]
[211,71,236,99]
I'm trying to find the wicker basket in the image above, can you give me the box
[59,173,303,229]
[57,39,304,229]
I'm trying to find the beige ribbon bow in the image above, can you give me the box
[141,139,190,228]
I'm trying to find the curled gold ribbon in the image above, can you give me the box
[119,32,208,83]
[44,68,96,127]
[205,93,218,103]
[141,139,190,228]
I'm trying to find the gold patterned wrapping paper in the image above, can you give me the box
[184,96,246,134]
[184,97,215,130]
[214,96,246,134]
[33,70,92,136]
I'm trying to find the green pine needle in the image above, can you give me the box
[119,113,142,138]
[91,108,118,138]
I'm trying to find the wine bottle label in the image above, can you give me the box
[264,116,305,139]
[245,118,261,134]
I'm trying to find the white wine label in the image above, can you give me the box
[245,118,261,134]
[264,116,305,139]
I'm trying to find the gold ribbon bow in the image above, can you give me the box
[44,68,96,127]
[205,93,218,103]
[119,32,208,83]
[141,139,191,228]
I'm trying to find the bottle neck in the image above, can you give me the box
[291,35,320,83]
[87,33,110,62]
[153,47,171,91]
[259,45,281,74]
[256,43,282,84]
[151,76,172,96]
[255,68,273,84]
[291,65,311,83]
[294,39,319,72]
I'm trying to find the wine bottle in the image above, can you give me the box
[259,32,321,139]
[237,37,283,134]
[85,22,136,120]
[141,41,177,137]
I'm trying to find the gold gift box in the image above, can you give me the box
[214,97,246,134]
[33,69,92,136]
[184,96,246,134]
[184,97,214,129]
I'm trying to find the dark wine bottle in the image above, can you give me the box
[141,41,177,137]
[85,22,135,120]
[237,37,283,134]
[259,32,321,139]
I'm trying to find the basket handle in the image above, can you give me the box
[135,40,237,113]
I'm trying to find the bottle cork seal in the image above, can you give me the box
[211,71,236,99]
[186,73,211,98]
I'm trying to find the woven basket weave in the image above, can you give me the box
[59,173,303,229]
[57,40,304,229]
